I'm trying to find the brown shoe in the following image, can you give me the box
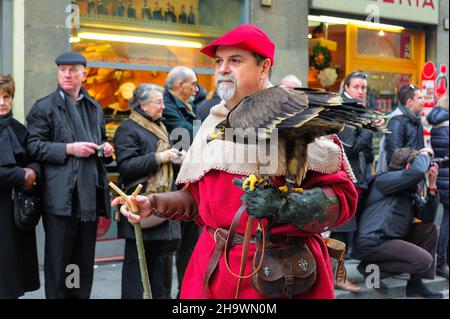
[335,262,361,293]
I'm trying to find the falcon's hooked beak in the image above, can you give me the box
[206,125,225,143]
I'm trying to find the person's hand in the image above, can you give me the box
[66,142,98,158]
[233,177,281,219]
[101,142,114,158]
[428,163,439,187]
[419,147,434,158]
[111,195,152,224]
[170,150,187,164]
[371,118,385,128]
[156,148,179,163]
[23,167,37,191]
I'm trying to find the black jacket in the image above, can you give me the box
[26,88,110,217]
[337,126,374,189]
[113,118,181,243]
[385,104,425,166]
[354,154,439,260]
[0,119,40,298]
[427,106,449,207]
[195,91,222,123]
[162,90,197,149]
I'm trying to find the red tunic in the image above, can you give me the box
[179,160,358,299]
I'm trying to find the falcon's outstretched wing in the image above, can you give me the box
[225,86,309,139]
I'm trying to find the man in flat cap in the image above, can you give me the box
[114,24,357,299]
[26,52,114,299]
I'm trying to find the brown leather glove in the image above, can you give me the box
[148,189,198,221]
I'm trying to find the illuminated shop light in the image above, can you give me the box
[308,15,405,31]
[73,32,203,48]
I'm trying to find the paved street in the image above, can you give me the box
[22,258,448,299]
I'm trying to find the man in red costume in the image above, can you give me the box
[113,24,358,299]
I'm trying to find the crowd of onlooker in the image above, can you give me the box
[0,49,447,299]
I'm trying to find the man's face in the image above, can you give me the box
[57,64,87,93]
[345,78,367,103]
[178,71,198,103]
[407,90,425,113]
[214,46,270,107]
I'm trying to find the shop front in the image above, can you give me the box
[307,0,438,113]
[69,0,249,254]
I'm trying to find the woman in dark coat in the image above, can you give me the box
[0,74,40,298]
[113,84,183,299]
[427,95,449,279]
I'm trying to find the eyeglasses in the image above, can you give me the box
[148,99,164,105]
[185,81,198,88]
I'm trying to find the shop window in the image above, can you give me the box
[357,29,413,60]
[71,0,246,70]
[366,72,411,113]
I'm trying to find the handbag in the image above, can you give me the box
[12,187,41,231]
[251,236,317,299]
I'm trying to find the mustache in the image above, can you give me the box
[215,74,237,86]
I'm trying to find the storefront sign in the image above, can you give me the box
[421,61,437,108]
[435,64,448,101]
[311,0,439,25]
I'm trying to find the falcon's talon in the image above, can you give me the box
[293,187,304,193]
[206,125,225,143]
[242,174,264,191]
[278,185,289,193]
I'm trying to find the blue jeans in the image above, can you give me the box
[437,203,449,264]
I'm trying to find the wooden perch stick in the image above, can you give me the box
[109,182,152,299]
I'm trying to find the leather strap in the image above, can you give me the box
[224,204,266,280]
[123,176,149,195]
[202,227,248,296]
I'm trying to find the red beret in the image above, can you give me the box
[200,24,275,65]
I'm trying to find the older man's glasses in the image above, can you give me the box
[185,81,198,88]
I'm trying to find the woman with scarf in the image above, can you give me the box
[0,74,40,298]
[113,84,183,299]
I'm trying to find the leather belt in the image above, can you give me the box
[202,226,255,296]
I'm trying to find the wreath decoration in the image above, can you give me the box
[310,43,332,71]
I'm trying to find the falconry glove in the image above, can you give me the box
[234,178,340,233]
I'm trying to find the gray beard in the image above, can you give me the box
[217,82,237,102]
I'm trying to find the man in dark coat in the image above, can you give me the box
[0,74,40,298]
[427,95,449,279]
[354,147,442,298]
[377,84,425,173]
[163,66,199,150]
[162,66,199,297]
[26,52,114,299]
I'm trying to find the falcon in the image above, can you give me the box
[207,86,388,188]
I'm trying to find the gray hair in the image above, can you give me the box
[280,74,302,88]
[129,84,164,109]
[165,66,195,90]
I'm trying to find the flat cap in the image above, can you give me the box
[200,24,275,65]
[55,52,87,67]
